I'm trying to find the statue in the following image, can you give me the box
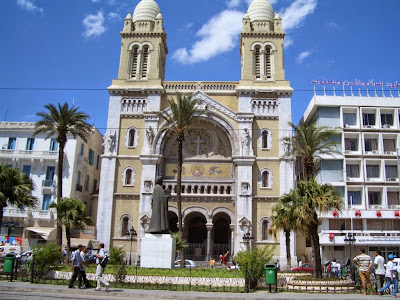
[242,128,250,148]
[146,126,155,146]
[147,176,170,234]
[103,131,114,154]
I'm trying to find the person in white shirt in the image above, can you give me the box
[374,250,385,291]
[80,246,91,288]
[378,254,399,298]
[68,244,83,288]
[331,259,339,276]
[95,243,110,292]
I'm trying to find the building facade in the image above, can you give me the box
[97,0,295,265]
[0,121,103,250]
[299,92,400,263]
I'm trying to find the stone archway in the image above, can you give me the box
[212,212,231,259]
[184,212,207,261]
[168,211,178,233]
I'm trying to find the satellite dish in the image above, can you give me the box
[1,144,7,149]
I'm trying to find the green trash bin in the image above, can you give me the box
[4,253,15,274]
[265,263,277,285]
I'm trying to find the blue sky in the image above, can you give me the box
[1,0,399,135]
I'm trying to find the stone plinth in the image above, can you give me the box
[140,233,176,269]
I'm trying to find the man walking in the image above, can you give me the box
[80,246,91,288]
[374,250,385,291]
[378,254,399,297]
[95,243,110,292]
[68,244,84,288]
[353,248,374,295]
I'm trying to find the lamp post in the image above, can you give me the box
[344,232,356,279]
[2,220,17,244]
[242,231,254,251]
[126,227,137,266]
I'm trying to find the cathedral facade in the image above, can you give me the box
[97,0,295,265]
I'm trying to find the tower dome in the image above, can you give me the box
[247,0,274,22]
[132,0,161,22]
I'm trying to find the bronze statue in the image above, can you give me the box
[147,176,170,234]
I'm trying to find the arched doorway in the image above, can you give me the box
[184,213,207,260]
[212,212,231,259]
[168,211,178,233]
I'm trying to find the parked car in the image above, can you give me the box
[174,259,197,268]
[16,250,32,262]
[291,263,315,273]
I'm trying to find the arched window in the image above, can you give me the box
[260,128,272,150]
[126,127,138,148]
[141,46,149,79]
[254,46,261,79]
[119,214,131,237]
[262,131,268,148]
[130,46,139,79]
[122,216,129,236]
[123,167,135,186]
[260,218,270,240]
[265,46,272,79]
[260,169,271,188]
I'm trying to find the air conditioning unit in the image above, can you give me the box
[389,205,400,210]
[365,125,374,128]
[344,124,349,128]
[372,150,378,154]
[346,176,351,181]
[385,151,394,155]
[370,205,383,210]
[344,150,352,154]
[383,124,391,128]
[387,178,398,182]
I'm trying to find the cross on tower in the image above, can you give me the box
[192,135,205,155]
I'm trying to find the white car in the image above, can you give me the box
[174,259,197,268]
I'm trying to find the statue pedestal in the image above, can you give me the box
[141,233,176,269]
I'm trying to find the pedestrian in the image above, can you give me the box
[331,259,339,277]
[95,242,110,292]
[374,250,385,291]
[353,248,374,296]
[378,254,399,297]
[222,251,229,268]
[68,244,84,288]
[80,246,92,288]
[209,258,215,268]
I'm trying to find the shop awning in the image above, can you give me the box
[70,238,99,249]
[25,227,57,241]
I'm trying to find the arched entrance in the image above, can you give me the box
[212,212,231,259]
[168,211,178,233]
[184,212,207,260]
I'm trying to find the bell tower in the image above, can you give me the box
[115,0,168,85]
[239,0,287,86]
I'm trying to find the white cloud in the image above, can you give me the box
[284,36,294,48]
[91,0,100,3]
[296,50,312,63]
[82,11,106,38]
[108,12,121,21]
[16,0,43,15]
[227,0,240,9]
[281,0,317,31]
[173,10,243,64]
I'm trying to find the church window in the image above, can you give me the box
[261,169,271,188]
[126,127,138,148]
[207,186,212,194]
[141,46,149,79]
[123,167,135,186]
[119,214,131,237]
[260,129,272,150]
[187,185,192,194]
[130,46,139,79]
[226,186,231,194]
[262,131,268,148]
[265,46,272,79]
[122,217,129,236]
[254,46,261,79]
[260,218,270,240]
[213,186,218,194]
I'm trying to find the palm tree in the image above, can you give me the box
[0,164,37,231]
[282,122,340,181]
[34,102,92,245]
[292,179,342,278]
[50,198,92,262]
[271,190,297,269]
[157,93,198,268]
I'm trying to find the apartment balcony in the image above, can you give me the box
[0,149,58,160]
[3,207,30,218]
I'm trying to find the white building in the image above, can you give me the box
[0,121,103,250]
[299,91,400,263]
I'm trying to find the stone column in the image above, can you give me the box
[230,224,235,256]
[206,223,213,262]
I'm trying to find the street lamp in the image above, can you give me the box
[126,227,137,266]
[344,232,356,278]
[242,231,254,251]
[1,220,18,244]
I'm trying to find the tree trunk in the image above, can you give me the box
[66,225,71,263]
[0,204,4,239]
[176,136,185,268]
[56,141,65,246]
[285,229,291,269]
[309,214,322,278]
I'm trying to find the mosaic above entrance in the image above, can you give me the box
[165,163,232,179]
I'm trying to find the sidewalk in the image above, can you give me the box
[0,281,389,300]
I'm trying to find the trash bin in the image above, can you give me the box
[265,263,277,285]
[4,253,15,274]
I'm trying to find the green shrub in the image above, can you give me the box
[109,246,126,283]
[31,242,64,278]
[234,245,275,289]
